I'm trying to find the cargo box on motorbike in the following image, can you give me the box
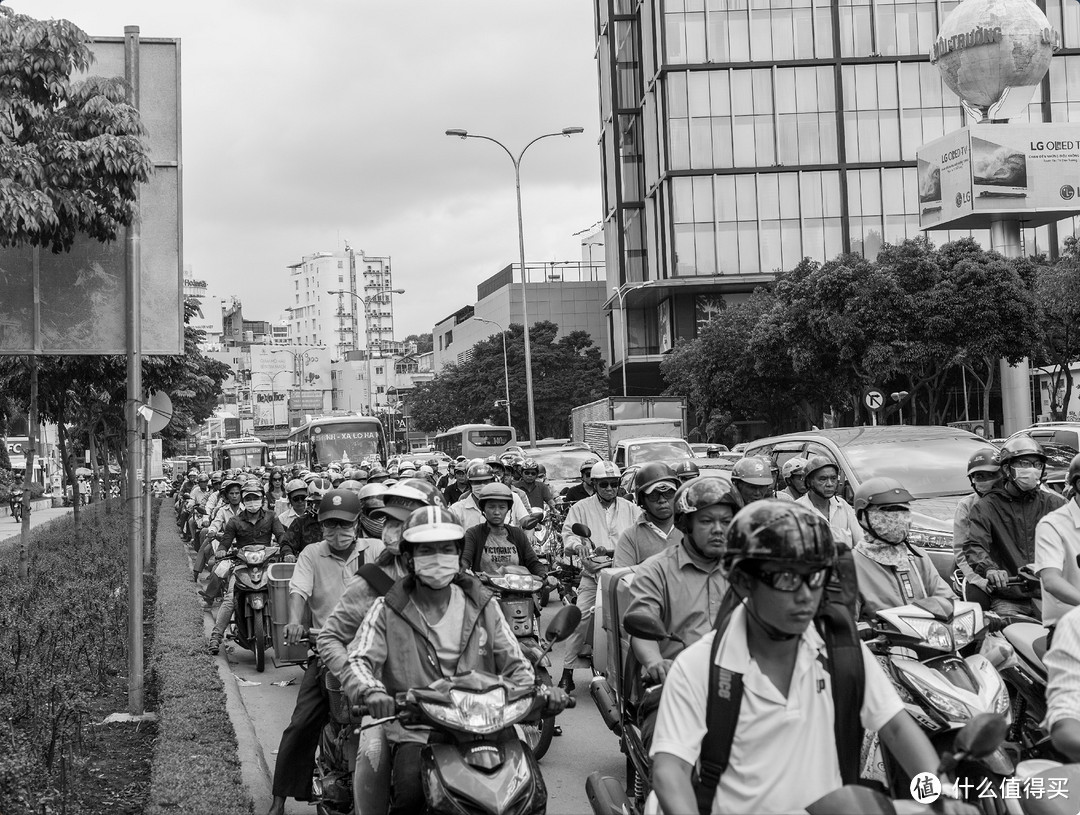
[597,567,636,695]
[268,562,310,664]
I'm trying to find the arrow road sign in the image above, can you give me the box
[863,388,885,411]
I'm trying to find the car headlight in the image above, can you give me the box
[908,525,953,550]
[952,609,977,649]
[419,687,533,734]
[899,616,954,651]
[897,666,972,722]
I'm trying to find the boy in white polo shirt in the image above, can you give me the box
[1034,453,1080,647]
[650,500,971,815]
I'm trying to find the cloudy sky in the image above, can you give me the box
[15,1,603,338]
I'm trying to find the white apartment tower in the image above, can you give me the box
[287,248,397,360]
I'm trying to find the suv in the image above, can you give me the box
[1009,422,1080,452]
[743,426,992,579]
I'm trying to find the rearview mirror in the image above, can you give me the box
[623,609,683,644]
[954,713,1008,759]
[571,523,592,539]
[545,605,582,643]
[520,515,541,531]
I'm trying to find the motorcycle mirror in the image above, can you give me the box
[623,609,678,643]
[520,515,541,531]
[544,605,582,643]
[953,713,1008,760]
[571,522,592,538]
[805,785,896,815]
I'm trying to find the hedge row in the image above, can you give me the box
[145,504,253,815]
[0,501,135,814]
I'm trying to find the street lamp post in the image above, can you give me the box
[271,347,320,423]
[327,288,406,358]
[474,317,512,427]
[446,126,584,445]
[612,282,647,397]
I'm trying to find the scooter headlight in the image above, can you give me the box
[241,548,269,565]
[898,616,954,651]
[897,666,972,722]
[993,681,1011,716]
[420,687,533,734]
[491,574,544,593]
[952,610,977,649]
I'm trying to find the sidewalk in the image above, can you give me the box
[0,503,74,548]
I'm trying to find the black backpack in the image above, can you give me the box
[692,598,866,815]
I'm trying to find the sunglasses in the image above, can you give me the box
[290,495,307,502]
[750,566,830,592]
[596,480,620,489]
[321,518,353,528]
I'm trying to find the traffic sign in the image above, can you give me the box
[863,388,886,412]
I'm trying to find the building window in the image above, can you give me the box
[445,330,453,347]
[376,386,385,395]
[838,0,874,57]
[338,261,343,269]
[375,366,383,375]
[338,275,344,283]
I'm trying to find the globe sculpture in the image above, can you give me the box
[932,0,1056,121]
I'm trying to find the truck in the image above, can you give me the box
[582,418,692,466]
[569,396,688,447]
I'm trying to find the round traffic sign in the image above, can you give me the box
[863,388,886,412]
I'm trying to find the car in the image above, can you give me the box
[743,426,994,580]
[689,442,730,456]
[516,446,601,497]
[619,458,735,499]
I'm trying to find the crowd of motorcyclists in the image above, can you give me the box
[168,434,1080,815]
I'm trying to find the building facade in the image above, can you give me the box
[595,0,1080,395]
[286,249,398,360]
[432,261,608,372]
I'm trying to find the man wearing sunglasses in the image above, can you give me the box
[559,460,638,692]
[613,462,683,568]
[651,500,971,815]
[275,478,311,529]
[267,489,385,815]
[851,477,952,621]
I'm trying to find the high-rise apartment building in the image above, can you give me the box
[595,0,1080,395]
[286,248,398,359]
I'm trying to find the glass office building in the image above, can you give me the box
[596,0,1080,394]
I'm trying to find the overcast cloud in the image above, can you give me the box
[14,1,602,338]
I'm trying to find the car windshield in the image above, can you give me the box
[842,435,991,497]
[528,449,599,481]
[626,440,693,466]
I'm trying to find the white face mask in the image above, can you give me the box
[382,520,404,556]
[324,525,357,551]
[244,499,262,513]
[412,553,459,589]
[1011,468,1041,493]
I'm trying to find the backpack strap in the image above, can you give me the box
[354,563,393,597]
[695,600,743,815]
[816,603,866,785]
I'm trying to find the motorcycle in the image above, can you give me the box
[222,543,280,671]
[355,604,581,815]
[10,488,24,523]
[476,564,560,760]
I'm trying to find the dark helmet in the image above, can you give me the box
[400,506,465,556]
[731,457,774,487]
[803,454,840,482]
[852,476,914,515]
[476,482,514,508]
[999,436,1047,468]
[307,477,333,500]
[579,457,600,474]
[484,455,506,473]
[721,499,837,576]
[966,447,1001,477]
[371,478,445,522]
[467,462,495,483]
[633,461,680,504]
[672,459,700,483]
[318,489,361,523]
[673,476,741,533]
[285,478,308,497]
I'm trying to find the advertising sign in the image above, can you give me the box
[919,123,1080,230]
[0,36,183,354]
[253,389,287,427]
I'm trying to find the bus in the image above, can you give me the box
[287,414,388,470]
[212,437,270,471]
[432,424,517,461]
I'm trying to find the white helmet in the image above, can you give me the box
[590,461,621,480]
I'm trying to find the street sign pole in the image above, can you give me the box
[863,388,886,427]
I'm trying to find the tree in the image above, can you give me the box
[0,7,152,251]
[409,321,608,439]
[403,332,433,354]
[1034,239,1080,421]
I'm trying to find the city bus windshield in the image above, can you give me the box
[222,447,266,469]
[311,422,383,466]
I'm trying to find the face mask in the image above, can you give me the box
[412,553,459,589]
[973,480,997,496]
[244,499,262,513]
[1011,468,1041,492]
[867,508,910,544]
[325,526,357,551]
[382,521,404,556]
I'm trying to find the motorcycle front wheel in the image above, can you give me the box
[253,612,266,672]
[521,669,556,761]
